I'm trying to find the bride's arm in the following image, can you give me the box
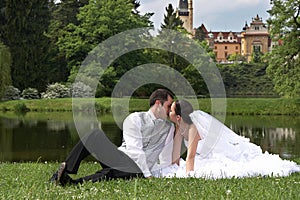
[186,124,200,174]
[172,127,183,165]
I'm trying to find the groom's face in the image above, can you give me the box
[159,95,173,119]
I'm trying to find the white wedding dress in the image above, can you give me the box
[153,110,300,179]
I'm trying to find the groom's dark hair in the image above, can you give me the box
[149,89,174,107]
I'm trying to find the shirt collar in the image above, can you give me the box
[148,109,157,121]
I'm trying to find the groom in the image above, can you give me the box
[50,89,175,185]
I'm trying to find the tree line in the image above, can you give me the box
[0,0,299,98]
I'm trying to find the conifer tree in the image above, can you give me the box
[1,0,51,91]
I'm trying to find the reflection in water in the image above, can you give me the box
[226,115,300,159]
[0,113,299,162]
[47,120,68,131]
[268,128,296,141]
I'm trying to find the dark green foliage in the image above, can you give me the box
[14,102,29,113]
[266,0,300,97]
[0,42,11,98]
[58,0,153,85]
[218,63,277,97]
[161,4,184,30]
[1,0,51,91]
[45,0,89,85]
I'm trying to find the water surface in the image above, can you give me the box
[0,112,299,162]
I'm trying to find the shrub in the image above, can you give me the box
[41,83,70,99]
[14,102,29,113]
[21,88,40,99]
[2,86,20,100]
[71,81,93,97]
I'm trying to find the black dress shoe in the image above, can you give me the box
[50,162,76,186]
[49,172,58,183]
[57,162,66,185]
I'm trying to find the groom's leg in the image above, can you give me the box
[70,129,144,183]
[64,129,99,174]
[56,129,143,184]
[79,129,143,175]
[75,167,144,184]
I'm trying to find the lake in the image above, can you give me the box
[0,112,299,162]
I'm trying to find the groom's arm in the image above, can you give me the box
[122,113,152,177]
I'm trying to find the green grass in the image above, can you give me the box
[1,161,300,199]
[1,97,299,115]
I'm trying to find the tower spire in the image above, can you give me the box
[188,0,193,33]
[177,0,193,33]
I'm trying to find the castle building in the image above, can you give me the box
[176,0,270,63]
[177,0,193,34]
[241,15,270,62]
[207,30,241,63]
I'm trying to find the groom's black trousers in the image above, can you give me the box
[64,129,144,183]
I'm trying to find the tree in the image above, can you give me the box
[46,0,89,84]
[0,1,6,41]
[160,4,184,31]
[266,0,300,97]
[158,4,190,72]
[0,41,11,98]
[58,0,153,83]
[228,53,246,63]
[1,0,51,91]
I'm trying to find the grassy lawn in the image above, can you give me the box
[1,98,299,199]
[1,161,300,199]
[0,97,299,115]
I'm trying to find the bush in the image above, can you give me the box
[21,88,40,99]
[2,86,20,100]
[41,83,70,99]
[14,102,29,113]
[71,81,93,97]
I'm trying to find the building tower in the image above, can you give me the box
[177,0,193,33]
[241,14,270,62]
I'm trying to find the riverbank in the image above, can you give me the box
[0,97,299,115]
[0,161,299,199]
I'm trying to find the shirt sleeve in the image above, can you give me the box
[122,113,152,177]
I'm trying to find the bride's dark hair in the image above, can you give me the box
[174,99,193,124]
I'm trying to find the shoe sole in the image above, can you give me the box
[56,162,66,185]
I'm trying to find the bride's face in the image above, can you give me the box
[169,102,179,123]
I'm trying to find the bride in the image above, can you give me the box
[153,99,300,178]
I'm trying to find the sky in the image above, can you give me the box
[138,0,272,32]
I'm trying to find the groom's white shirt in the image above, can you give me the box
[118,110,174,177]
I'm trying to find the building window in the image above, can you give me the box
[255,26,259,30]
[225,46,227,50]
[253,45,261,52]
[215,46,217,49]
[235,46,238,50]
[224,52,228,58]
